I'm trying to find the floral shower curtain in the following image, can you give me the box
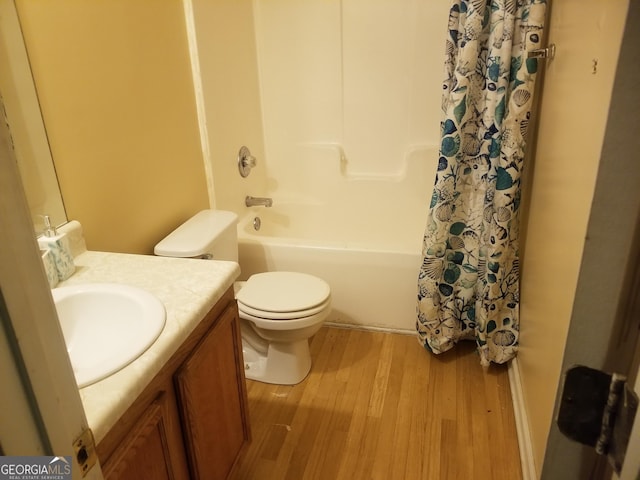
[416,0,547,365]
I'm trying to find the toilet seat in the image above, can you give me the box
[236,272,331,317]
[237,297,331,320]
[238,307,330,331]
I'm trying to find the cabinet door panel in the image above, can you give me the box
[176,305,249,479]
[103,393,180,480]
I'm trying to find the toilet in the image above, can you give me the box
[154,210,331,385]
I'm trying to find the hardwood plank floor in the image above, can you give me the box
[231,327,522,480]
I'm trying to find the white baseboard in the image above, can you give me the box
[508,357,538,480]
[324,321,414,336]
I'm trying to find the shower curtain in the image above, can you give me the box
[416,0,547,365]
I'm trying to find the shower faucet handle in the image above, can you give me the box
[238,146,257,177]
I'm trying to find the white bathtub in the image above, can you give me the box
[233,143,438,331]
[236,203,426,332]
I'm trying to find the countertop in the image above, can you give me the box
[57,250,241,443]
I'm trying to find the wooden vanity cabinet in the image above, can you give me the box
[101,391,185,480]
[176,304,249,479]
[98,288,251,480]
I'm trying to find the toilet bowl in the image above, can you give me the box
[235,271,331,384]
[154,210,331,385]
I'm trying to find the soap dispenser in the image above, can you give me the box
[37,215,75,281]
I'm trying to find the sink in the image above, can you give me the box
[52,283,166,388]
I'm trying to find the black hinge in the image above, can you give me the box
[557,365,639,474]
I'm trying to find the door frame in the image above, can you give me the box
[541,0,640,477]
[618,342,640,479]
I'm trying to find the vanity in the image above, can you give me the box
[57,245,250,480]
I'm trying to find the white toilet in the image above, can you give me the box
[154,210,331,385]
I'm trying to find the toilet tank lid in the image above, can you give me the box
[154,210,238,258]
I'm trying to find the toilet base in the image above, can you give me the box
[242,337,312,385]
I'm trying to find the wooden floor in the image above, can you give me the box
[230,327,522,480]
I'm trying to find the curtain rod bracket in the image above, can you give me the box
[528,44,556,60]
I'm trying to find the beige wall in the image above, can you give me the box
[191,0,267,212]
[518,0,629,473]
[0,1,66,230]
[16,1,209,254]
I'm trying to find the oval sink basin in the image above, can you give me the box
[52,283,166,388]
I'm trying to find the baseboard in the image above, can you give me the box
[324,321,414,336]
[508,357,538,480]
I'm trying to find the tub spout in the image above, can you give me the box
[245,196,273,207]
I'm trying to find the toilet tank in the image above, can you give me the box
[154,210,239,262]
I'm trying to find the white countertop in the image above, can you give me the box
[57,250,240,443]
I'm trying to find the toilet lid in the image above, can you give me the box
[236,272,331,313]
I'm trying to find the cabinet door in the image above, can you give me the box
[175,304,250,480]
[102,393,185,480]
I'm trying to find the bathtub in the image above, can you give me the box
[236,203,426,332]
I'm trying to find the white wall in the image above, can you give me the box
[253,0,448,183]
[195,0,449,253]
